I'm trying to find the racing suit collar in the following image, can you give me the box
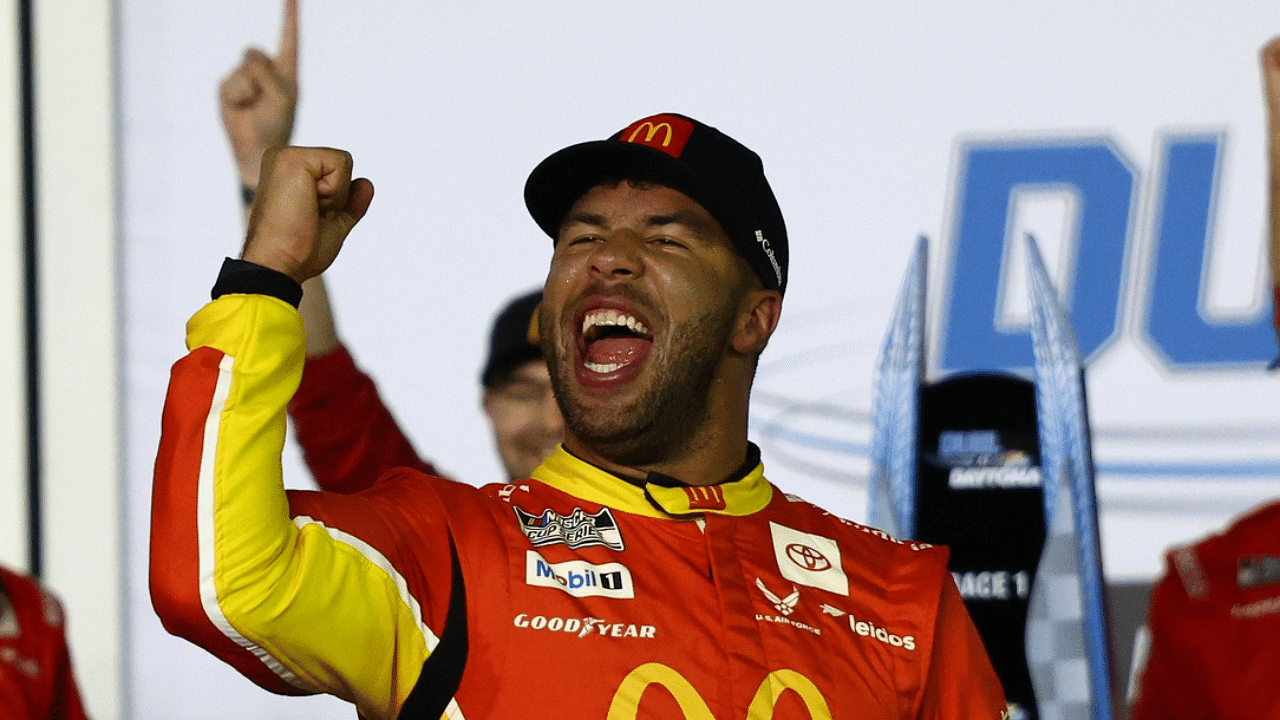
[530,444,773,519]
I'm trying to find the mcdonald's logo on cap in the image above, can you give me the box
[620,114,694,158]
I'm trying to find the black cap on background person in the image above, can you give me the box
[478,288,561,482]
[481,289,543,388]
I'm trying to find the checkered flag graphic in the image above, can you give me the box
[1025,234,1115,720]
[867,236,927,538]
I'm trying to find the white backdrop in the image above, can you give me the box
[120,1,1280,717]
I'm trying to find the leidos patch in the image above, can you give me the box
[848,613,917,651]
[770,522,848,596]
[525,551,635,599]
[515,506,625,550]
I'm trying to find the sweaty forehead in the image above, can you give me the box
[560,182,728,241]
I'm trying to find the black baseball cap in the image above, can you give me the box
[481,289,543,388]
[524,113,788,295]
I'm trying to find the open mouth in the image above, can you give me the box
[581,308,654,375]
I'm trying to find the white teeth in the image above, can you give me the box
[585,362,625,373]
[582,309,649,336]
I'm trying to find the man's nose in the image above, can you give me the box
[590,233,644,280]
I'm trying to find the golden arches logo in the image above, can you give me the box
[746,670,832,719]
[607,663,832,720]
[608,663,713,719]
[626,122,674,147]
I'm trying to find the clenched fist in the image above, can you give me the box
[242,146,374,284]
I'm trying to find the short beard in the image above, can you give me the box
[545,300,738,468]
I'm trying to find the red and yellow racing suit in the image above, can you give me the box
[150,292,1007,720]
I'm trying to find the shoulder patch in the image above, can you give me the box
[770,522,849,596]
[1171,545,1209,599]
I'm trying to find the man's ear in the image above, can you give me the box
[481,388,498,419]
[731,289,782,355]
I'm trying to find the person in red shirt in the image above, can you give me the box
[218,0,561,489]
[151,108,1008,719]
[0,566,90,720]
[1128,35,1280,719]
[1129,500,1280,719]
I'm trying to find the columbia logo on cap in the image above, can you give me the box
[755,231,784,291]
[619,114,695,158]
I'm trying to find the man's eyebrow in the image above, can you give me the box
[646,210,720,239]
[559,209,722,239]
[560,211,608,232]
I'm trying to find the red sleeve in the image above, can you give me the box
[917,576,1009,719]
[1129,551,1213,720]
[288,344,440,493]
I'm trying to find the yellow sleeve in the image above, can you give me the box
[151,294,435,719]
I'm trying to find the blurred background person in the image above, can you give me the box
[0,565,90,719]
[1127,33,1280,720]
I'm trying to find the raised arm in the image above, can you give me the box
[151,149,447,719]
[219,0,339,353]
[218,0,433,487]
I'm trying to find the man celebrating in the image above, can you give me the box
[151,114,1007,719]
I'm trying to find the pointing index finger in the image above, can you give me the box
[277,0,299,81]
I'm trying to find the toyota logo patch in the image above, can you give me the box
[786,543,831,572]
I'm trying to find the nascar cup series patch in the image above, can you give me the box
[770,523,849,596]
[515,506,626,550]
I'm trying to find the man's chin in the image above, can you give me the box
[567,410,651,450]
[569,415,643,446]
[563,389,713,469]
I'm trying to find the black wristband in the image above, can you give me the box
[241,185,255,205]
[211,257,303,308]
